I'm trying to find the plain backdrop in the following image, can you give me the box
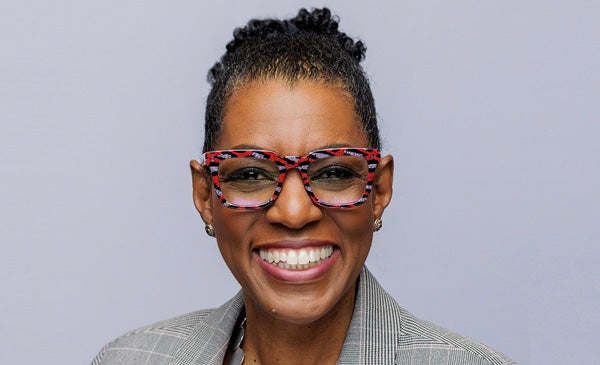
[1,1,599,364]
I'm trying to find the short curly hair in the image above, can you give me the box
[203,8,379,152]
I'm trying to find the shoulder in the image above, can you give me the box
[91,308,215,365]
[358,268,516,365]
[396,308,517,365]
[92,291,245,365]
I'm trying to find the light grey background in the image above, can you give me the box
[1,1,598,364]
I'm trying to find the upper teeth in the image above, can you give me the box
[259,246,333,269]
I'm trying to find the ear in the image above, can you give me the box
[372,154,394,219]
[190,159,214,225]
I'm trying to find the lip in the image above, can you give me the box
[254,241,339,282]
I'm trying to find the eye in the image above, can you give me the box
[310,166,357,181]
[222,167,273,182]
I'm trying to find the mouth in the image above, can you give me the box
[258,246,334,270]
[254,243,339,282]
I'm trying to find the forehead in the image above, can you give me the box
[217,79,367,154]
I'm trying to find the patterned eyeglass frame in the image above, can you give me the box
[199,147,381,210]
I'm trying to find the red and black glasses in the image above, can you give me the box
[199,148,380,210]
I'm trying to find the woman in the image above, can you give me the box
[93,8,515,365]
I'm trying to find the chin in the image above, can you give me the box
[253,285,355,326]
[268,303,332,325]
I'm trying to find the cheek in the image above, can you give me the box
[211,195,243,243]
[212,201,261,254]
[213,211,255,279]
[333,208,374,250]
[215,214,253,247]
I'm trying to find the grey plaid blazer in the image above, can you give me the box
[92,268,515,364]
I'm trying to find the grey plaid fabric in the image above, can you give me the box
[92,268,516,364]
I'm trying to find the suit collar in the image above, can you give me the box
[169,292,244,365]
[339,267,402,364]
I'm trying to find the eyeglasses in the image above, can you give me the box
[199,147,380,210]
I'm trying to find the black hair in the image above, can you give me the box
[203,7,380,152]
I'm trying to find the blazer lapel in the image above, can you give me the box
[169,292,244,365]
[338,267,402,365]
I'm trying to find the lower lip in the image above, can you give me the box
[254,248,339,282]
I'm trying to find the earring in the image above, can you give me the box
[205,224,215,237]
[373,218,383,232]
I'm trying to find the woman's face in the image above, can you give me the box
[192,79,393,324]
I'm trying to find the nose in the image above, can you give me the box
[264,169,322,229]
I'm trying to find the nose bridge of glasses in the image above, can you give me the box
[279,155,310,177]
[273,156,311,199]
[274,160,317,209]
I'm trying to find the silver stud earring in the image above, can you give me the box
[205,224,215,237]
[373,218,383,232]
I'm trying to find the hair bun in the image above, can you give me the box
[223,8,366,63]
[291,8,338,34]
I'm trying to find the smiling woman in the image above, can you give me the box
[92,8,516,365]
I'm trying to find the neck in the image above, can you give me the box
[240,283,356,365]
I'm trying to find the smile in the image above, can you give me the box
[258,246,334,270]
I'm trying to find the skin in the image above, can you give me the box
[191,79,394,365]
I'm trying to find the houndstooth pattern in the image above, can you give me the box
[92,268,516,365]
